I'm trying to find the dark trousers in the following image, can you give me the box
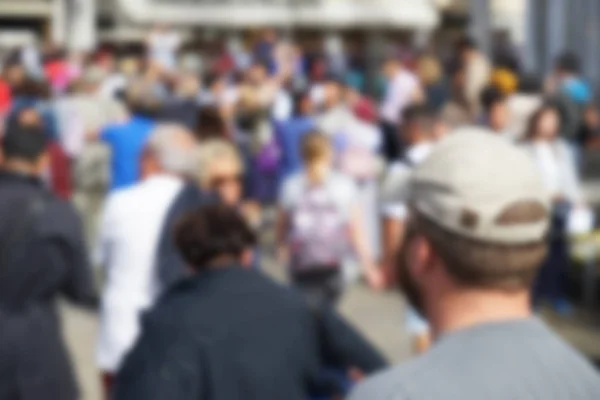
[533,204,570,304]
[379,121,403,162]
[292,267,344,308]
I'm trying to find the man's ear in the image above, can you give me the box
[409,235,435,283]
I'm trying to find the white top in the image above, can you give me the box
[380,142,433,220]
[380,69,420,124]
[95,174,184,372]
[272,89,293,122]
[523,140,583,203]
[148,30,182,71]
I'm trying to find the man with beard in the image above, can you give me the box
[349,128,600,400]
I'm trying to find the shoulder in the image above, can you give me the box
[282,173,304,194]
[387,161,412,177]
[555,139,575,155]
[349,364,415,400]
[45,195,78,222]
[330,171,355,186]
[41,194,84,235]
[329,172,359,195]
[382,162,412,194]
[100,123,121,141]
[108,185,144,206]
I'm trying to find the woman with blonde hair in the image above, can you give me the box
[155,137,262,290]
[197,139,245,207]
[276,131,384,307]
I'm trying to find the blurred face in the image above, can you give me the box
[432,120,449,141]
[211,77,226,95]
[311,60,327,81]
[263,29,277,43]
[535,109,560,141]
[305,148,334,181]
[208,158,243,206]
[6,65,25,86]
[248,65,267,85]
[584,107,600,128]
[489,101,509,133]
[323,82,343,108]
[382,60,398,80]
[345,87,361,106]
[177,75,200,98]
[299,96,314,115]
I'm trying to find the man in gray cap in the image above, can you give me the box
[349,128,600,400]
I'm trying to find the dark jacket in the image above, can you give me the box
[156,183,216,292]
[0,171,97,400]
[115,267,386,400]
[160,98,199,131]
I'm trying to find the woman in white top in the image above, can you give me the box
[522,104,582,203]
[521,104,582,312]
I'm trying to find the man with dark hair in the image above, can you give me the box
[115,204,386,400]
[0,125,97,400]
[350,128,600,400]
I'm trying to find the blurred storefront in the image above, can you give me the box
[103,0,438,30]
[524,0,600,84]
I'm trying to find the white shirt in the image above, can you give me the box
[272,90,293,122]
[524,140,582,203]
[380,142,433,220]
[148,31,181,71]
[380,70,420,124]
[95,174,183,372]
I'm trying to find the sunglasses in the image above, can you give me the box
[209,174,243,189]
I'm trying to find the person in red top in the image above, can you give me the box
[0,78,12,115]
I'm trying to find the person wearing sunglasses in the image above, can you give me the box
[198,139,245,208]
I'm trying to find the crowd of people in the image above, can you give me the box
[1,25,600,400]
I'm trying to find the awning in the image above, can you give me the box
[115,0,440,30]
[0,0,53,17]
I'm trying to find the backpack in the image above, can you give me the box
[289,181,350,271]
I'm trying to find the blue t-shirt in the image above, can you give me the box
[276,116,315,179]
[101,116,156,191]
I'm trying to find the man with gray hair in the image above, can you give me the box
[349,128,600,400]
[95,124,198,397]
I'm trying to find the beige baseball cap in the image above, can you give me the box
[409,127,551,244]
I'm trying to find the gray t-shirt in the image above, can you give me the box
[349,319,600,400]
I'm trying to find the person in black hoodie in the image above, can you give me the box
[115,204,386,400]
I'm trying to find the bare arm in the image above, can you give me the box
[275,207,290,264]
[381,216,406,287]
[349,205,384,290]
